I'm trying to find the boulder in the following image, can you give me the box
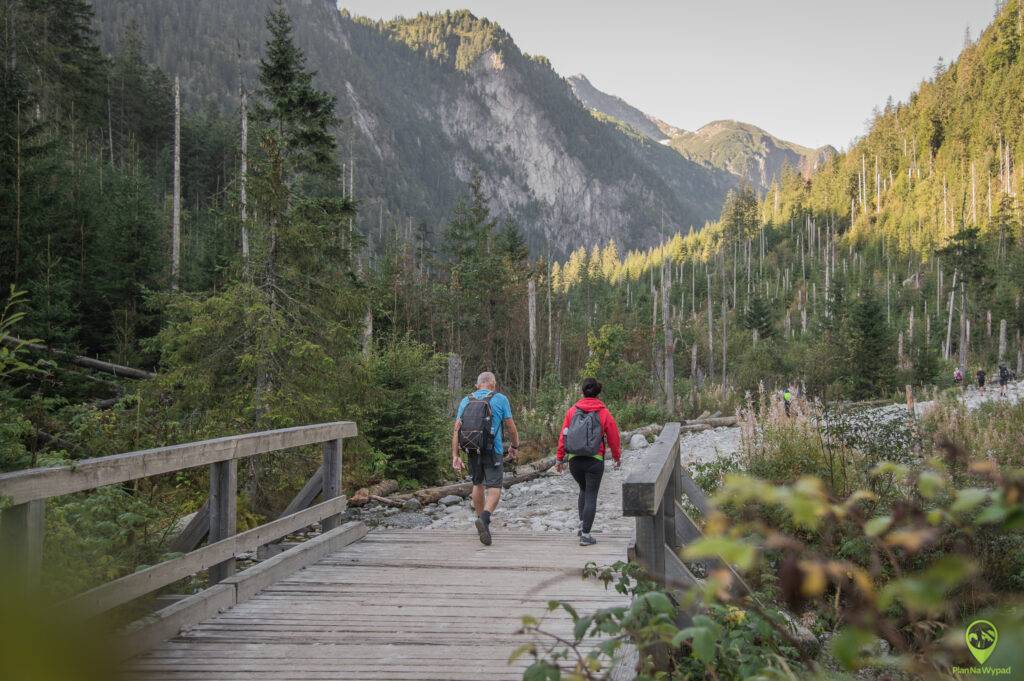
[629,433,649,450]
[402,498,422,511]
[439,495,462,506]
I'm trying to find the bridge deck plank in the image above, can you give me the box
[125,529,630,681]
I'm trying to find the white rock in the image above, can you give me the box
[439,495,462,506]
[629,433,649,450]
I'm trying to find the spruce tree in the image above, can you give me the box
[848,289,895,399]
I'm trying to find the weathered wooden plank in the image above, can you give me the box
[224,521,367,603]
[321,439,342,532]
[622,422,681,516]
[0,499,45,587]
[65,496,348,617]
[208,459,237,584]
[0,422,358,506]
[119,584,236,662]
[125,530,630,680]
[278,465,323,518]
[663,458,680,550]
[677,459,710,516]
[168,499,209,554]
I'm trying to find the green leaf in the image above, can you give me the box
[830,627,875,670]
[950,487,990,514]
[573,615,592,641]
[509,643,535,663]
[864,515,892,537]
[632,591,675,617]
[673,625,718,663]
[683,537,757,571]
[916,471,945,499]
[523,662,561,681]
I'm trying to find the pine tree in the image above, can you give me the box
[255,1,339,181]
[848,289,895,399]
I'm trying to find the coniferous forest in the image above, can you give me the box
[2,1,1024,679]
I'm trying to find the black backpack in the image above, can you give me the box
[1001,366,1011,382]
[563,407,603,457]
[458,392,495,455]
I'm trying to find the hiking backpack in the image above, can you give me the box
[458,392,495,455]
[1001,366,1011,383]
[563,407,603,457]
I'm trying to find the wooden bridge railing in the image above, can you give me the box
[0,421,358,618]
[622,422,746,611]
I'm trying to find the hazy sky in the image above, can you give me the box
[337,0,996,150]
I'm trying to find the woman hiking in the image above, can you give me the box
[555,378,621,546]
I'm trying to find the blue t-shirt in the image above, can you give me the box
[456,389,512,454]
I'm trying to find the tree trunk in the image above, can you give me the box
[707,272,714,379]
[172,76,182,290]
[999,319,1008,363]
[662,263,674,415]
[447,354,462,417]
[240,90,250,259]
[528,278,537,403]
[721,299,728,386]
[944,270,958,360]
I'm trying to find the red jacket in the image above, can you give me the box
[556,397,621,463]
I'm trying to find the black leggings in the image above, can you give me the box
[569,457,605,533]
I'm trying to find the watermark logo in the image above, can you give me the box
[966,619,999,666]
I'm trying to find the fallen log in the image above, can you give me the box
[703,416,738,428]
[368,494,404,508]
[412,456,557,505]
[679,423,710,433]
[349,479,399,507]
[3,336,155,379]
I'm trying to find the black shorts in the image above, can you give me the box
[468,452,503,488]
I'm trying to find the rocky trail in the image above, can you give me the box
[343,379,1022,537]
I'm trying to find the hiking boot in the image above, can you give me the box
[475,516,492,546]
[579,533,597,546]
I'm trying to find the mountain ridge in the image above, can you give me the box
[568,74,836,190]
[88,2,736,254]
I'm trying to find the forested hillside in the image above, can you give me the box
[87,0,736,254]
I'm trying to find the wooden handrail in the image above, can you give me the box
[622,422,681,516]
[0,421,356,506]
[0,422,358,607]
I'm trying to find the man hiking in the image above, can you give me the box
[783,384,793,417]
[998,363,1011,398]
[977,367,986,396]
[555,378,621,546]
[452,371,520,546]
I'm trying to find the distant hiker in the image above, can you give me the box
[998,364,1010,397]
[452,371,520,546]
[977,368,986,396]
[555,378,621,546]
[954,366,964,388]
[783,385,793,417]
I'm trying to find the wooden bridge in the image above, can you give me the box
[0,421,726,680]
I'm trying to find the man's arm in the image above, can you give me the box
[451,419,464,470]
[503,417,520,458]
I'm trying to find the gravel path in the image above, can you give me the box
[344,380,1023,535]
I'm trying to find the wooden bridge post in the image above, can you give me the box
[663,457,681,551]
[0,499,45,587]
[321,438,343,532]
[208,459,237,583]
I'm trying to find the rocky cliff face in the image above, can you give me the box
[568,74,683,141]
[669,120,837,190]
[89,0,735,253]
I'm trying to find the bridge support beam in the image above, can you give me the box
[0,499,45,588]
[321,438,343,532]
[208,459,237,583]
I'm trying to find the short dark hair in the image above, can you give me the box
[581,377,602,398]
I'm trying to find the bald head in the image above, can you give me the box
[476,372,497,390]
